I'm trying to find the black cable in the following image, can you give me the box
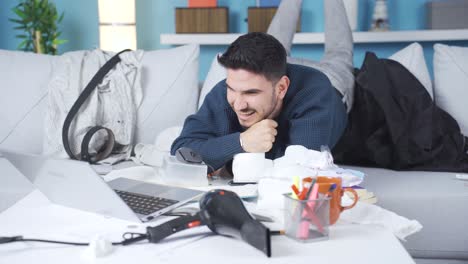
[16,238,90,246]
[0,232,148,246]
[0,214,197,247]
[0,236,90,246]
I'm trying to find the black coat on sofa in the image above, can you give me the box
[333,52,468,172]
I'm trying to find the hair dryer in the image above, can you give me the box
[145,189,271,257]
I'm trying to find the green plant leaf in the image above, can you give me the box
[17,39,29,49]
[58,12,64,23]
[12,8,27,19]
[13,25,28,30]
[53,39,67,45]
[8,18,24,24]
[11,0,67,55]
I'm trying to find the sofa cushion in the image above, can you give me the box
[0,157,34,212]
[198,53,226,109]
[198,43,435,109]
[389,42,433,99]
[0,50,55,154]
[136,44,200,144]
[433,43,468,136]
[1,45,200,153]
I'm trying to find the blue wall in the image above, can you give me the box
[1,0,467,80]
[0,0,99,52]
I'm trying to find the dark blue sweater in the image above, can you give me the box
[171,64,347,170]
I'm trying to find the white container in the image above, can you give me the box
[232,153,273,183]
[343,0,358,31]
[160,154,208,187]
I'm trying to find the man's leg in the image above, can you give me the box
[319,0,354,111]
[266,0,302,57]
[268,0,355,112]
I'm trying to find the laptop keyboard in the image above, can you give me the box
[114,190,179,216]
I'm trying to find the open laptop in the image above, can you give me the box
[1,149,204,222]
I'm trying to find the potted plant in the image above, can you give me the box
[9,0,67,55]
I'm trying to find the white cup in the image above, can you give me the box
[232,153,272,183]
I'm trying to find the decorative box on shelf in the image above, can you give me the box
[426,0,468,29]
[247,7,300,33]
[188,0,217,8]
[175,7,228,33]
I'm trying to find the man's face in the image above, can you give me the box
[226,68,287,128]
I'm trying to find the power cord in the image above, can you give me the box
[0,229,284,247]
[0,232,147,246]
[0,213,203,247]
[0,236,89,246]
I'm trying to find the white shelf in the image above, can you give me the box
[161,29,468,45]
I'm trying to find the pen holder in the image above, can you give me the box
[283,193,330,243]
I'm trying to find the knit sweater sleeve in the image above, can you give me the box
[170,83,244,171]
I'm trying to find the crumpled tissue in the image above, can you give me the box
[132,126,182,167]
[81,235,114,259]
[280,145,334,169]
[256,146,365,212]
[261,145,364,186]
[340,195,423,240]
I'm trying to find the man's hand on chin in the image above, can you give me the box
[240,119,278,153]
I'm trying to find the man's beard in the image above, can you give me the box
[236,89,279,128]
[237,102,278,128]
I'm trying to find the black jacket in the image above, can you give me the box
[333,52,468,172]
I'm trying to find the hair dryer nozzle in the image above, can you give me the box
[199,189,272,257]
[241,220,271,257]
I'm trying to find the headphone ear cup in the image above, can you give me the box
[80,126,115,163]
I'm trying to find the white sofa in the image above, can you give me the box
[1,43,468,263]
[0,45,200,154]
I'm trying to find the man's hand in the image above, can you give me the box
[240,119,278,153]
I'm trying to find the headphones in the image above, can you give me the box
[62,49,130,164]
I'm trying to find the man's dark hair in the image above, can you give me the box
[217,32,287,83]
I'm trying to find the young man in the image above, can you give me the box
[171,0,354,171]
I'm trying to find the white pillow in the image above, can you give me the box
[199,44,435,108]
[433,43,468,136]
[136,44,200,144]
[198,53,226,109]
[389,42,433,99]
[0,50,54,154]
